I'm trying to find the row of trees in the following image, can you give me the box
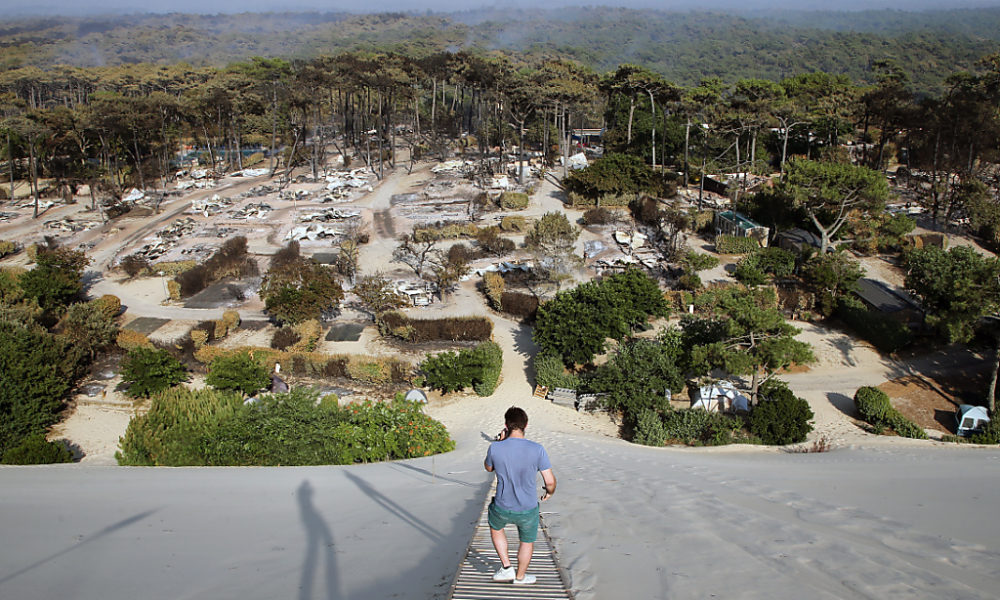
[5,49,998,228]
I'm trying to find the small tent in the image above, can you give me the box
[404,389,428,404]
[956,405,990,436]
[690,381,749,413]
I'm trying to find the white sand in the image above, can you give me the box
[3,166,1000,598]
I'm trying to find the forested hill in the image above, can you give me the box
[3,7,1000,93]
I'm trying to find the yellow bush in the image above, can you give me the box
[212,310,241,340]
[93,295,122,319]
[484,271,505,310]
[290,319,322,352]
[117,329,153,351]
[0,240,18,258]
[499,216,528,232]
[191,329,209,348]
[149,260,197,277]
[346,356,390,384]
[25,244,38,263]
[166,280,181,301]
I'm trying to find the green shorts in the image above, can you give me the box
[488,499,539,543]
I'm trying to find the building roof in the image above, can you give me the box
[855,278,917,313]
[717,210,764,231]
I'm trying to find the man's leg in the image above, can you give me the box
[490,528,511,568]
[515,541,534,580]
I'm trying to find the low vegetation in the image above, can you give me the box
[117,388,455,466]
[854,386,927,439]
[419,341,503,397]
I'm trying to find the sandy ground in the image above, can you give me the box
[3,165,1000,598]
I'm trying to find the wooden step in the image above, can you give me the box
[448,494,572,600]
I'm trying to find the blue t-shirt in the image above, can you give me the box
[485,437,552,512]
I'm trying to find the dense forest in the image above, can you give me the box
[2,8,1000,93]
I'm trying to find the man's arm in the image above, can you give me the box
[484,459,494,473]
[540,468,556,501]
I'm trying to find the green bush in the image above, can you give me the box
[419,341,503,397]
[714,234,760,255]
[854,386,926,438]
[854,386,892,427]
[0,240,20,259]
[377,311,493,342]
[661,409,746,446]
[748,388,814,445]
[836,298,913,354]
[1,434,74,464]
[499,191,530,210]
[206,352,270,396]
[0,322,85,457]
[121,347,188,398]
[564,153,677,201]
[733,247,796,286]
[633,410,668,446]
[533,351,582,390]
[681,250,719,273]
[117,387,454,466]
[969,418,1000,444]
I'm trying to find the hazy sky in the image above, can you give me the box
[6,0,1000,18]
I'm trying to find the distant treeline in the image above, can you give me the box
[2,8,1000,93]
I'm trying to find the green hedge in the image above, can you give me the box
[853,386,927,439]
[117,387,455,466]
[419,341,504,397]
[533,351,582,390]
[1,434,74,464]
[714,234,760,255]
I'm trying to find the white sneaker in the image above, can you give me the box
[493,565,515,582]
[513,574,536,585]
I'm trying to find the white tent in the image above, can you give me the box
[404,389,428,404]
[691,381,750,413]
[956,405,990,436]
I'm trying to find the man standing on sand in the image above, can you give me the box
[484,406,557,586]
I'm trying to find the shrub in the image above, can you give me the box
[116,329,153,351]
[93,295,122,319]
[854,386,893,427]
[748,388,814,445]
[681,250,719,273]
[564,153,676,201]
[119,254,150,278]
[476,227,515,257]
[969,418,1000,444]
[121,347,188,398]
[661,409,745,446]
[59,300,119,358]
[346,357,392,384]
[582,207,618,226]
[483,271,505,310]
[633,410,668,446]
[206,352,270,396]
[175,236,259,298]
[191,329,210,348]
[533,351,582,389]
[290,319,322,352]
[499,216,527,232]
[499,191,529,210]
[499,291,539,320]
[714,234,760,255]
[420,341,503,397]
[886,412,928,439]
[0,240,20,258]
[1,434,74,464]
[836,298,913,354]
[377,311,493,342]
[152,260,197,277]
[0,322,85,457]
[271,327,301,350]
[166,280,181,301]
[414,222,480,241]
[213,310,240,340]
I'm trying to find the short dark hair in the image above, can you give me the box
[504,406,528,431]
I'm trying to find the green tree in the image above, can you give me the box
[801,252,865,317]
[0,322,84,456]
[206,352,270,397]
[59,299,119,359]
[681,286,813,401]
[259,242,343,325]
[905,246,1000,343]
[748,381,814,445]
[589,334,685,427]
[20,246,89,312]
[120,347,188,398]
[525,211,580,258]
[779,159,889,254]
